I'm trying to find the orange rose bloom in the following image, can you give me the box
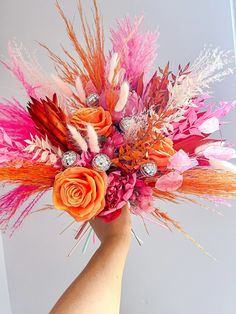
[148,137,176,168]
[70,106,112,137]
[53,167,107,221]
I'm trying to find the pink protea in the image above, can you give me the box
[98,171,136,222]
[130,179,155,215]
[112,91,144,123]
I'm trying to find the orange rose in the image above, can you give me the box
[53,167,107,221]
[148,137,176,168]
[70,106,112,137]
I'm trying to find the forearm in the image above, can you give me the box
[50,236,130,314]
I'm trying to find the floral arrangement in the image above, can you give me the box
[1,1,236,253]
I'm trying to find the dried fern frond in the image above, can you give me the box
[23,134,63,165]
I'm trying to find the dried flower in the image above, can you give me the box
[98,171,136,221]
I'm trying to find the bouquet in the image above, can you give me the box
[1,0,236,254]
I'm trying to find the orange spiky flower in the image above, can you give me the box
[27,93,68,151]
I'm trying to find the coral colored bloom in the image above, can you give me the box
[53,167,107,221]
[148,137,175,168]
[70,106,112,137]
[98,171,136,222]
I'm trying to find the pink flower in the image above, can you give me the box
[98,171,136,221]
[101,130,125,158]
[75,151,94,167]
[130,180,154,215]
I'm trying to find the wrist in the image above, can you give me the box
[101,233,131,250]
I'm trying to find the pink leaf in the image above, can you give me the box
[198,117,219,134]
[203,145,236,161]
[168,149,198,172]
[155,171,183,192]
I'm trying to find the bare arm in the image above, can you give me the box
[50,204,131,314]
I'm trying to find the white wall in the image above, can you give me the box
[0,234,12,314]
[1,1,236,314]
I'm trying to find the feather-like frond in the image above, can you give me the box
[87,124,100,153]
[111,16,159,87]
[75,76,86,103]
[0,41,65,100]
[67,124,88,151]
[0,185,46,232]
[41,0,105,93]
[114,81,129,112]
[0,161,58,187]
[0,97,38,144]
[179,168,236,198]
[23,134,63,165]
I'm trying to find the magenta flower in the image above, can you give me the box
[101,130,124,158]
[98,171,136,220]
[130,180,155,215]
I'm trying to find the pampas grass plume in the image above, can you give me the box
[67,124,88,151]
[87,124,100,153]
[114,81,129,112]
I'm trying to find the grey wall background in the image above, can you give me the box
[0,234,11,314]
[0,1,236,313]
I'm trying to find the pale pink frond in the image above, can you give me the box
[110,16,159,86]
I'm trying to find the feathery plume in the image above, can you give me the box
[51,74,73,97]
[114,81,129,112]
[111,16,158,86]
[209,160,236,172]
[75,76,86,102]
[67,124,88,151]
[108,52,119,84]
[87,124,100,153]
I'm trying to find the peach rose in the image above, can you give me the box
[70,106,112,137]
[53,167,107,221]
[148,137,176,168]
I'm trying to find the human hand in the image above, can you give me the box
[90,203,131,247]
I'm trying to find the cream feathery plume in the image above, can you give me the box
[209,159,236,172]
[87,124,100,153]
[67,124,88,151]
[75,76,86,102]
[51,74,73,97]
[114,81,129,112]
[108,52,119,84]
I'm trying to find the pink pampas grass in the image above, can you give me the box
[111,16,159,88]
[0,98,38,144]
[114,81,129,112]
[1,41,65,100]
[87,124,100,153]
[1,44,37,98]
[51,74,73,97]
[75,76,86,102]
[67,124,88,151]
[0,185,43,232]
